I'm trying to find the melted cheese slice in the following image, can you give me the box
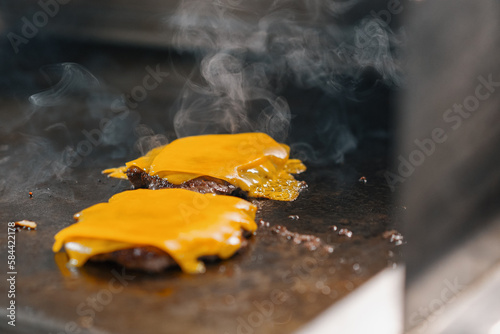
[103,133,306,201]
[52,188,257,274]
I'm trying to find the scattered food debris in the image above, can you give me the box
[338,228,353,238]
[358,176,367,184]
[14,220,37,231]
[288,215,299,220]
[324,245,334,253]
[271,225,322,251]
[259,222,333,253]
[29,191,33,199]
[258,219,270,228]
[382,230,404,246]
[329,225,338,232]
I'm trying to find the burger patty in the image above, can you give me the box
[90,246,179,272]
[126,166,237,195]
[88,234,251,272]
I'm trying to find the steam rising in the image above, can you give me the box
[0,62,146,202]
[29,63,101,107]
[173,51,292,142]
[26,62,143,153]
[2,0,403,201]
[170,0,403,162]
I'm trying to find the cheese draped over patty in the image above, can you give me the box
[53,189,257,274]
[103,133,306,201]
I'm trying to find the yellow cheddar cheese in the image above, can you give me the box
[53,188,257,274]
[103,133,306,201]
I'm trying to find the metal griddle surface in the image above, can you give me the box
[0,41,401,333]
[0,137,402,334]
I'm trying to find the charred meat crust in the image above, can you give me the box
[88,234,251,273]
[126,166,238,195]
[90,246,178,272]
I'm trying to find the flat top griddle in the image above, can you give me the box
[0,40,401,333]
[0,133,402,334]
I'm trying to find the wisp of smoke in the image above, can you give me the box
[169,0,403,163]
[29,62,101,107]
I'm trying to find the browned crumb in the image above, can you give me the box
[258,220,333,253]
[271,225,324,251]
[338,228,353,238]
[382,230,404,245]
[15,220,37,231]
[257,219,270,228]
